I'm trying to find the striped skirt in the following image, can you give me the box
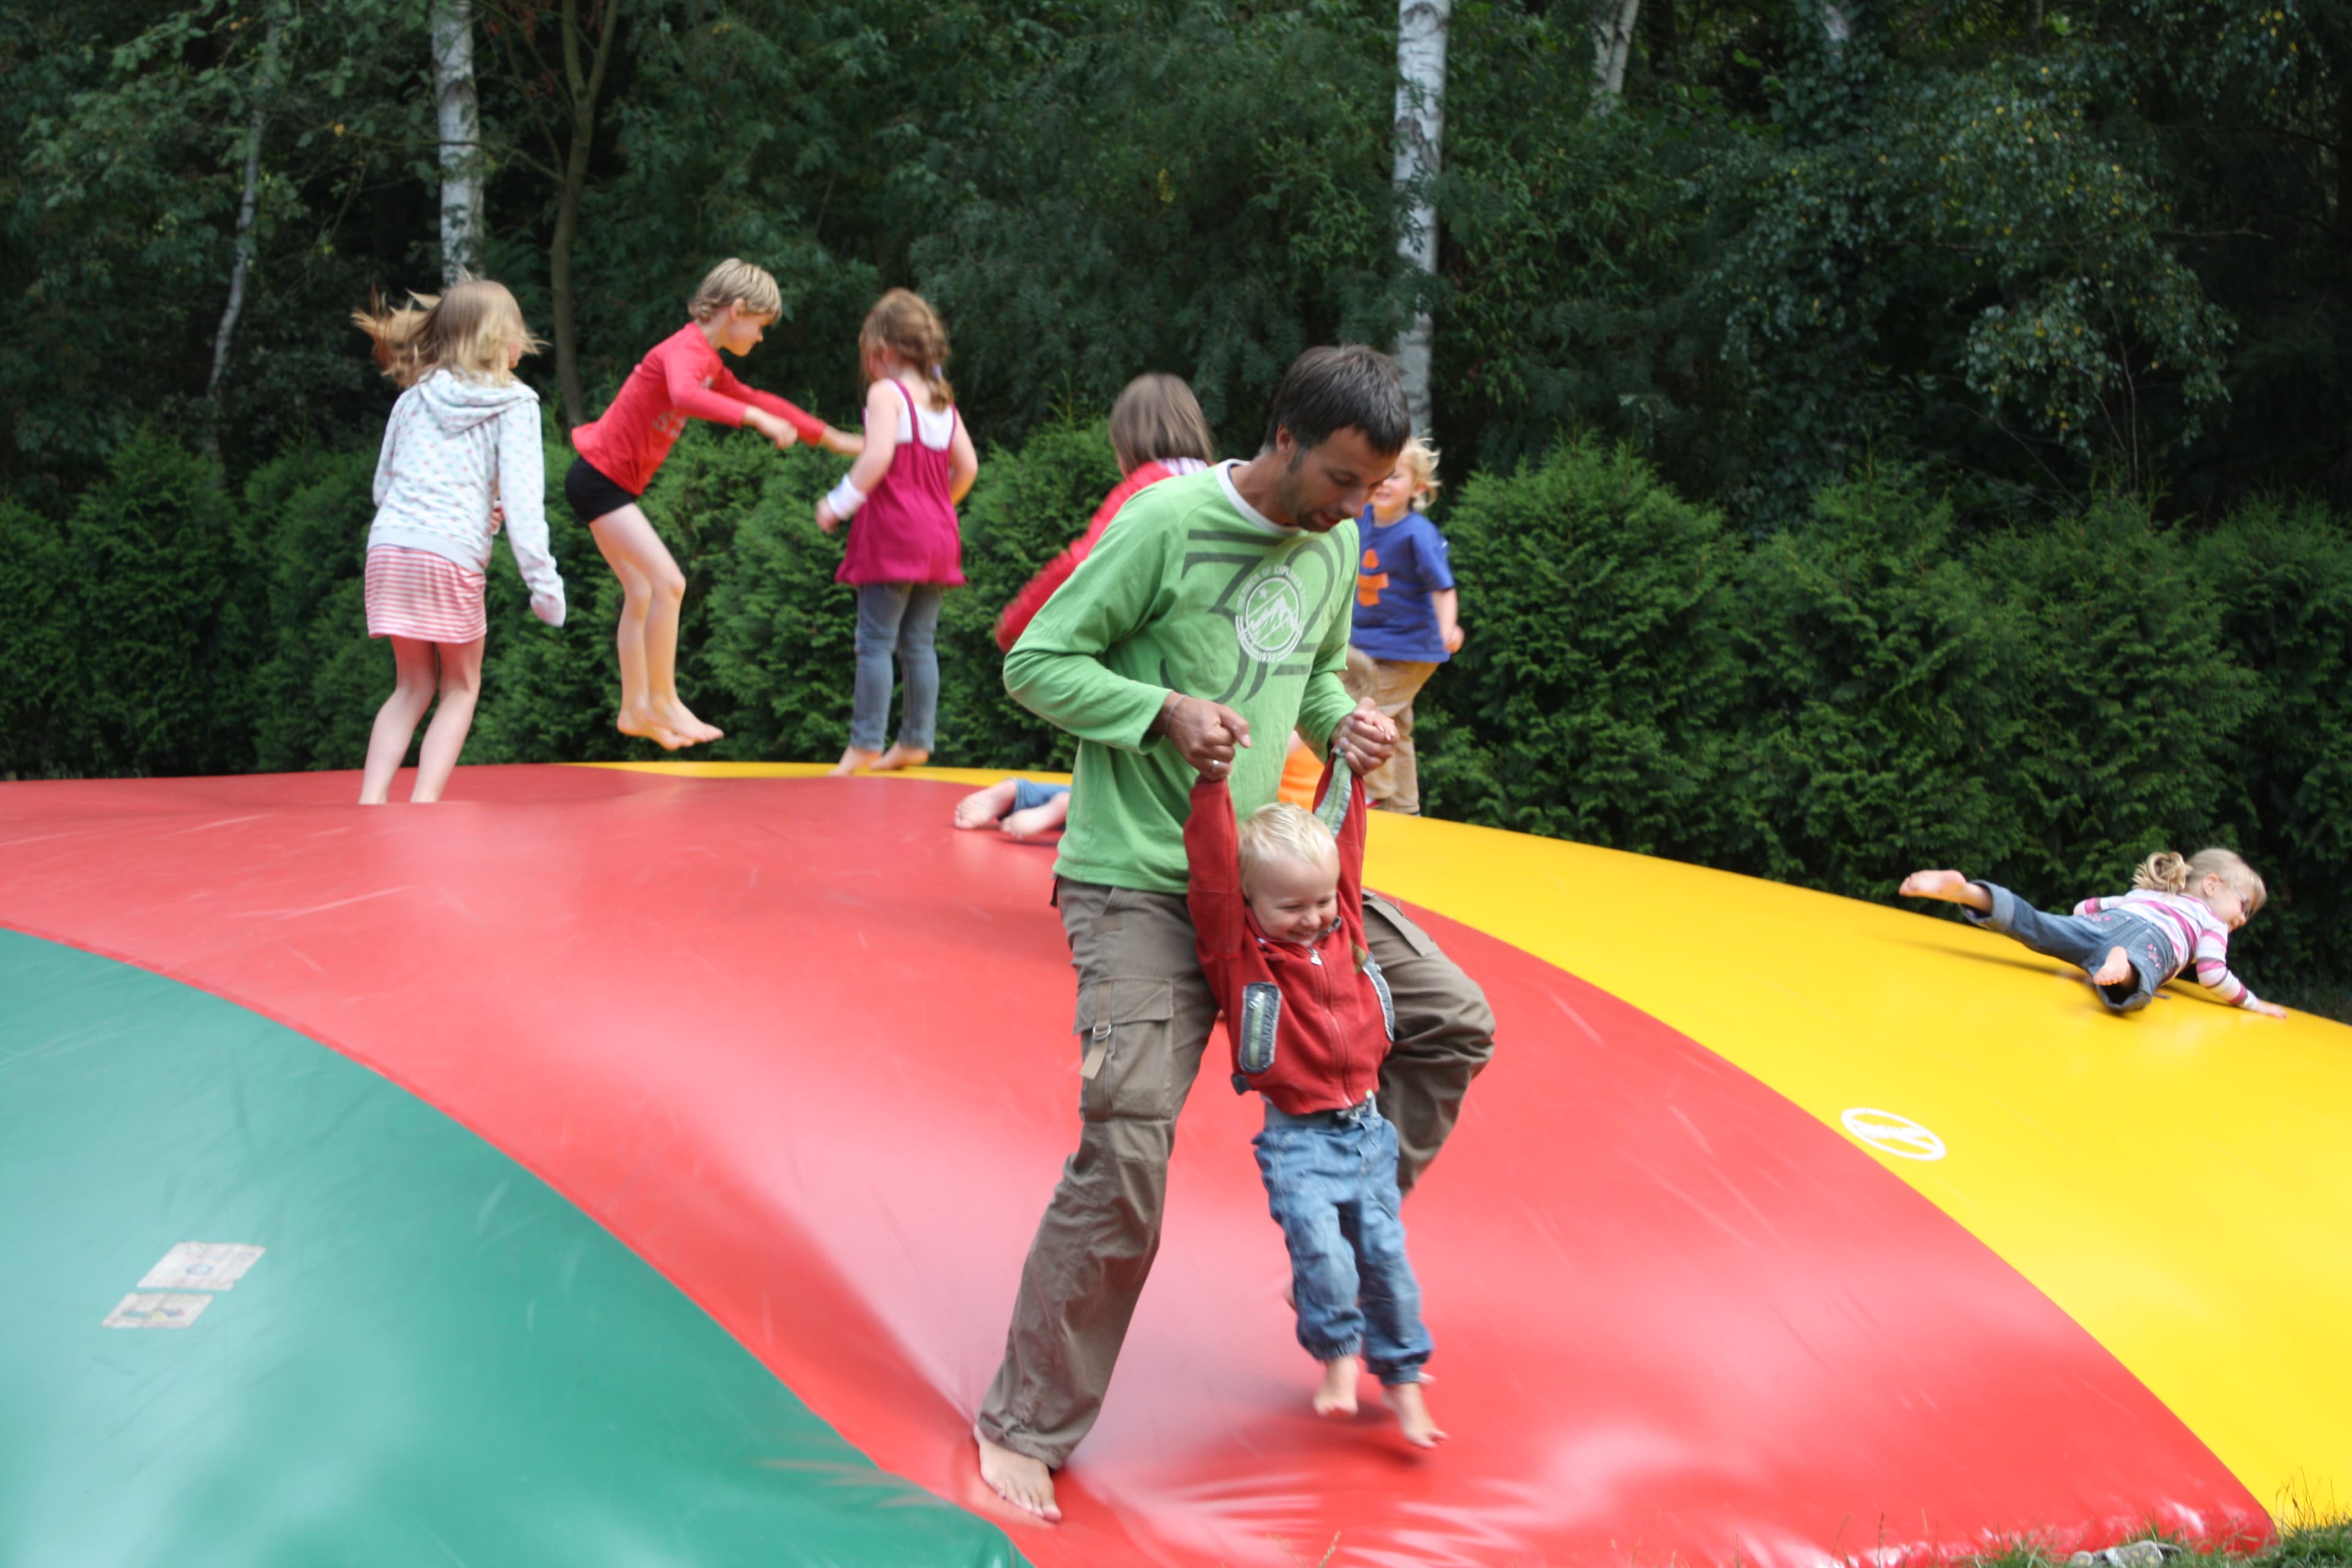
[364,546,488,644]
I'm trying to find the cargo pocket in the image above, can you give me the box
[1364,892,1442,958]
[1074,976,1177,1123]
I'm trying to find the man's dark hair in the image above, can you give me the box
[1259,345,1410,459]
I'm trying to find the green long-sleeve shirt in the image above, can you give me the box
[1005,464,1359,894]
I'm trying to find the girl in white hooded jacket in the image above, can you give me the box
[351,279,565,804]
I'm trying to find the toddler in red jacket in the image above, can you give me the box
[1185,757,1444,1447]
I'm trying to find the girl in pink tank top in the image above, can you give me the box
[816,290,980,774]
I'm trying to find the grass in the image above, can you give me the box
[1958,1522,2352,1568]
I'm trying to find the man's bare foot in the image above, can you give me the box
[1001,799,1068,840]
[1387,1380,1446,1449]
[871,744,930,772]
[617,710,688,751]
[976,1429,1062,1522]
[956,780,1017,829]
[1314,1354,1360,1418]
[830,746,882,777]
[2090,946,2135,987]
[1899,869,1992,911]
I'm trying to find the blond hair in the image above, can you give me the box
[690,258,783,323]
[1237,801,1338,891]
[2134,848,2266,916]
[351,279,540,389]
[860,288,954,410]
[1393,434,1441,500]
[1109,373,1215,473]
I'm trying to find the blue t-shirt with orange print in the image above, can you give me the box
[1351,507,1456,663]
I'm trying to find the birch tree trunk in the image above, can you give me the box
[1593,0,1642,104]
[432,0,482,284]
[1392,0,1452,435]
[206,13,281,405]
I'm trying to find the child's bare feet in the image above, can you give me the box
[1314,1354,1360,1418]
[1002,796,1069,841]
[617,709,688,751]
[656,700,723,744]
[871,744,930,772]
[1899,869,1992,912]
[2090,946,2135,987]
[976,1428,1062,1522]
[830,746,882,777]
[1387,1380,1446,1449]
[956,780,1018,829]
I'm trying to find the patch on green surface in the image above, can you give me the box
[0,929,1022,1568]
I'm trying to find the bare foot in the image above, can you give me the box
[617,710,689,751]
[1314,1354,1360,1418]
[2090,946,2135,987]
[656,701,723,744]
[976,1428,1062,1523]
[1899,869,1991,911]
[1001,800,1068,841]
[830,746,882,777]
[956,780,1017,829]
[1387,1380,1446,1449]
[871,744,930,772]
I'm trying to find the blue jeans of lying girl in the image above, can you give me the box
[1966,881,2176,1013]
[1253,1096,1432,1384]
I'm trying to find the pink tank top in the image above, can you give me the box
[837,381,964,586]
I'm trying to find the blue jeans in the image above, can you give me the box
[1253,1098,1431,1384]
[851,582,944,752]
[1008,779,1069,815]
[1967,881,2175,1012]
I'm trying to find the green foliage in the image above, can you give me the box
[1414,437,1744,858]
[239,445,378,773]
[0,499,75,777]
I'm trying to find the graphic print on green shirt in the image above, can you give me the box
[1005,464,1359,895]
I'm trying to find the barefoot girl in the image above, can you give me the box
[352,279,564,805]
[1901,850,2286,1016]
[817,289,978,774]
[568,258,855,750]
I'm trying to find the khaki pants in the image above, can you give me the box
[1356,656,1438,815]
[975,879,1495,1468]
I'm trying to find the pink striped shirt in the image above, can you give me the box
[2073,889,2261,1008]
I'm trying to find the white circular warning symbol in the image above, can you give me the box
[1839,1107,1947,1161]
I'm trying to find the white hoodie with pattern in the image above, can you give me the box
[368,369,565,626]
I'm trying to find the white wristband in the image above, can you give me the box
[826,477,867,518]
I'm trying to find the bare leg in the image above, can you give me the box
[1899,869,1994,913]
[1386,1381,1446,1448]
[955,779,1018,829]
[588,507,704,747]
[1001,791,1070,841]
[975,1428,1061,1523]
[410,636,485,802]
[360,638,441,804]
[1315,1354,1360,1417]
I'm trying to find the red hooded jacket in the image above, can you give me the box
[992,460,1185,653]
[1185,763,1395,1115]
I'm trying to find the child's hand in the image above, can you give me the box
[2247,999,2288,1018]
[1442,623,1465,654]
[747,408,800,451]
[1166,695,1251,778]
[488,503,507,533]
[815,500,841,535]
[1333,698,1398,773]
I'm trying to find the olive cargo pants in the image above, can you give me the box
[974,878,1496,1468]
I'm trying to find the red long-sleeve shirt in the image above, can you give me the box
[1185,765,1392,1115]
[992,459,1189,652]
[571,323,825,496]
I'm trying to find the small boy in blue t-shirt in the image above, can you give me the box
[1351,437,1461,815]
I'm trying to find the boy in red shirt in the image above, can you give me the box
[1185,756,1444,1447]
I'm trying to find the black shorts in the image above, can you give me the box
[564,456,639,526]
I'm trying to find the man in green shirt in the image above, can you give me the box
[976,347,1497,1521]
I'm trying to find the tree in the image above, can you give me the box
[1392,0,1450,432]
[433,0,483,282]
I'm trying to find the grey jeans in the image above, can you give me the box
[975,879,1495,1468]
[850,582,943,752]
